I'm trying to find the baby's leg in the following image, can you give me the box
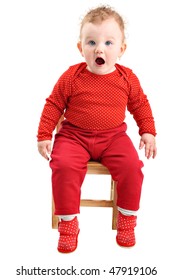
[49,131,90,253]
[101,132,143,247]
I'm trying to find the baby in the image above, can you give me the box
[37,5,157,253]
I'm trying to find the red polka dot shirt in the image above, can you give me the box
[37,62,156,141]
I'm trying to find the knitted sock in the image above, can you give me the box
[58,214,77,221]
[117,207,137,216]
[116,211,137,247]
[58,216,79,253]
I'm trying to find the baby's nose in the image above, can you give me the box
[95,45,103,54]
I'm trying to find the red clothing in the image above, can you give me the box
[50,122,143,214]
[37,62,156,141]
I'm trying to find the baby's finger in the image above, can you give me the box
[139,139,145,150]
[145,144,152,159]
[152,146,157,159]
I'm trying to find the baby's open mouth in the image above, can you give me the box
[95,57,105,65]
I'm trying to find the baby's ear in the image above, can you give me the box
[77,41,83,56]
[119,42,127,58]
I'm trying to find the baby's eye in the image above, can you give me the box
[88,40,96,46]
[105,41,112,46]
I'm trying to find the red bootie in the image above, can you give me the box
[116,212,137,247]
[57,217,79,253]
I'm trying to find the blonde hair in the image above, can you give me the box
[80,5,125,41]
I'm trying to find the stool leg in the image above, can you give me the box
[52,198,59,229]
[111,180,118,230]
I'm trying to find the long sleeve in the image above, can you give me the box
[37,69,72,141]
[127,71,156,136]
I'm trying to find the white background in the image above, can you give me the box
[0,0,173,279]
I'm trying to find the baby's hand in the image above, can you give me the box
[139,133,157,159]
[37,140,52,160]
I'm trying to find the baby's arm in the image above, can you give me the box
[37,140,52,161]
[139,133,157,159]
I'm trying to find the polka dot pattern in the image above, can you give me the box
[37,62,156,141]
[116,212,136,247]
[58,217,79,253]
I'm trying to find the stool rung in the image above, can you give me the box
[80,199,113,207]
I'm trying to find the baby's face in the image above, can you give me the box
[78,18,126,75]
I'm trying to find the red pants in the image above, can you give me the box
[50,121,144,215]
